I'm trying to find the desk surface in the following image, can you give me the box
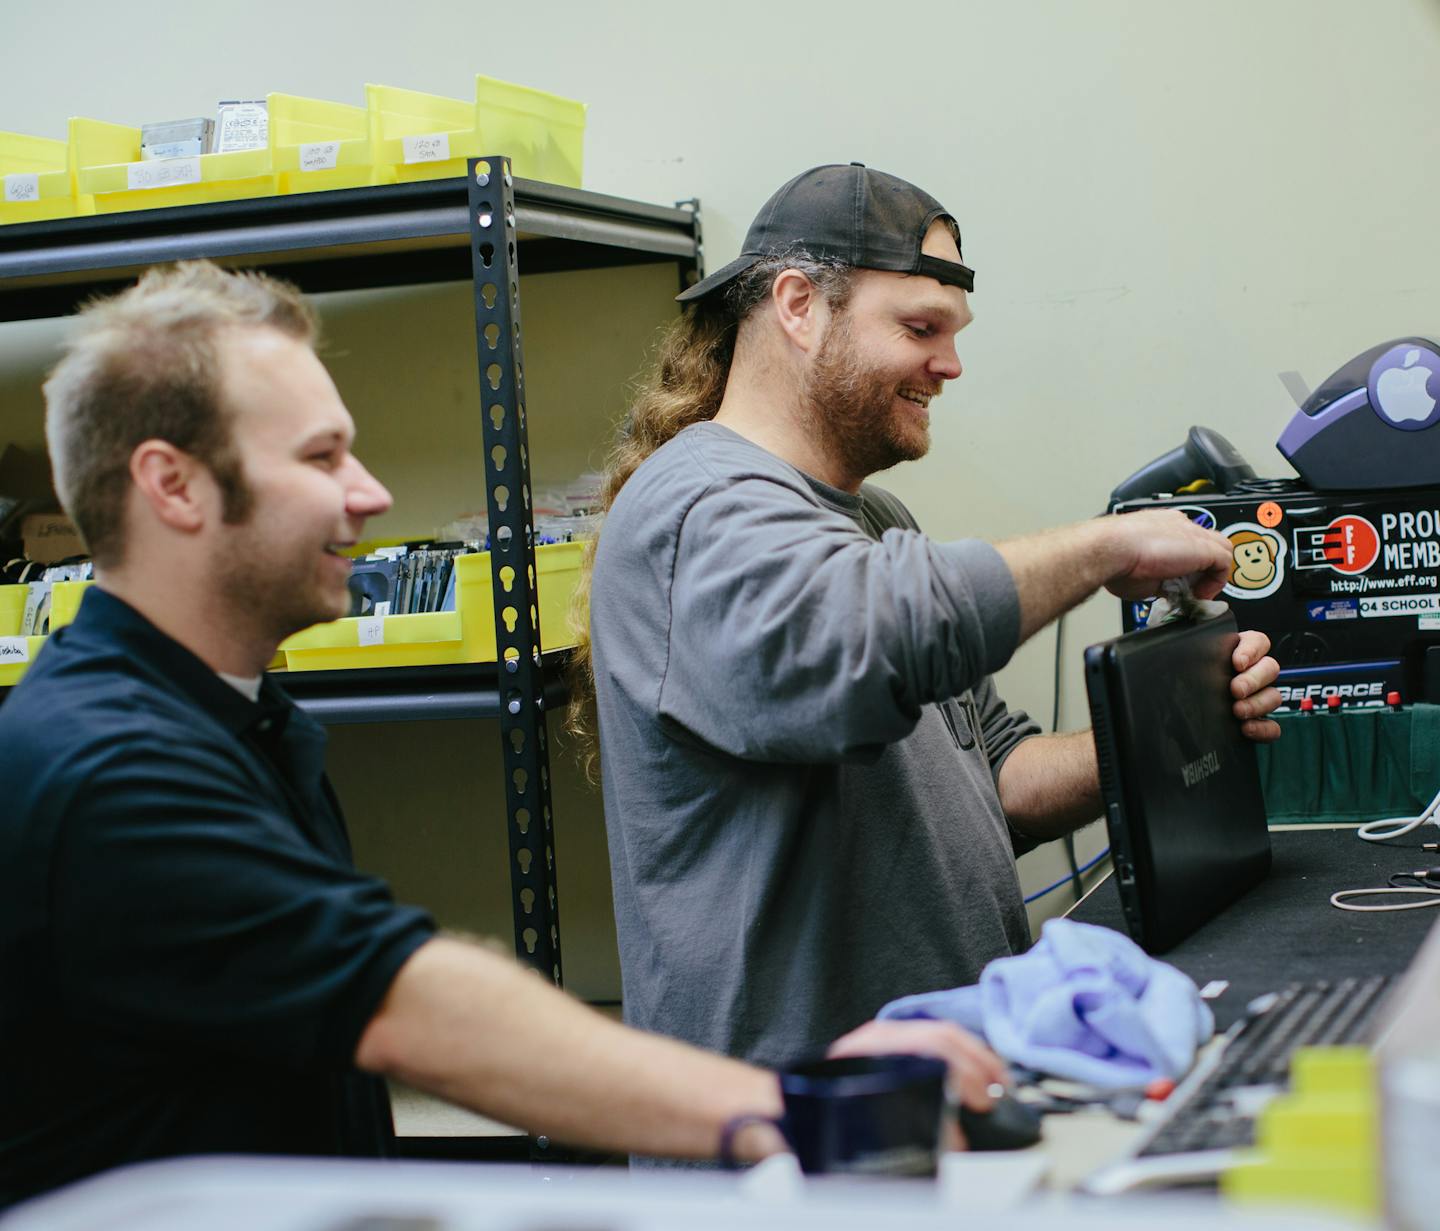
[1068,826,1436,1027]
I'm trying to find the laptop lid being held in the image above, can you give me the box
[1084,611,1272,953]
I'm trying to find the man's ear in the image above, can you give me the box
[770,269,829,354]
[128,440,209,534]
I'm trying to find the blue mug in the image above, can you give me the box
[773,1054,948,1177]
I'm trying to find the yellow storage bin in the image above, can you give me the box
[0,579,90,686]
[282,541,583,672]
[0,130,91,224]
[474,75,585,187]
[71,116,276,214]
[269,93,394,195]
[366,84,484,185]
[0,584,42,686]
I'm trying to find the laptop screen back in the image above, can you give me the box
[1085,611,1272,952]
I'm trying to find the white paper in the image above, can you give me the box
[20,582,51,636]
[126,157,202,191]
[4,174,39,203]
[357,616,385,647]
[402,132,451,164]
[0,637,29,664]
[299,141,341,172]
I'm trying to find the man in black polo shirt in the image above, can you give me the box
[0,262,1000,1208]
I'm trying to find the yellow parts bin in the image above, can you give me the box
[71,117,276,214]
[368,76,585,188]
[366,84,484,186]
[0,131,91,225]
[474,75,584,188]
[281,542,582,672]
[1221,1046,1379,1217]
[0,579,93,686]
[268,93,393,195]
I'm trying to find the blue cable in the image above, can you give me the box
[1023,847,1111,904]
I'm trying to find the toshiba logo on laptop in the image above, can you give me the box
[1181,752,1221,788]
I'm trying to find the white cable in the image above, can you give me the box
[1356,783,1440,842]
[1330,887,1440,912]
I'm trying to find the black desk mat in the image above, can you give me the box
[1067,826,1437,1028]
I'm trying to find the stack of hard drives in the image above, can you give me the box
[346,543,474,618]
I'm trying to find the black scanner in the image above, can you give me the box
[1278,337,1440,491]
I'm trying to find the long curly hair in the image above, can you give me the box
[566,249,854,780]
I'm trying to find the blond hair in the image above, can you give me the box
[43,261,316,567]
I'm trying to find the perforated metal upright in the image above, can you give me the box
[467,156,562,988]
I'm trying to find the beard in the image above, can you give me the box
[212,506,351,648]
[800,311,932,481]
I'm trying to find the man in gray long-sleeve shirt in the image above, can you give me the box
[583,164,1282,1070]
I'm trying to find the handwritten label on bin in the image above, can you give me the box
[402,133,450,164]
[299,141,341,172]
[4,174,39,203]
[357,616,385,647]
[0,637,30,664]
[126,158,202,191]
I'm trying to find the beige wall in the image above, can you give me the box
[6,0,1440,994]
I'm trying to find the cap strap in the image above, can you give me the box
[915,255,975,292]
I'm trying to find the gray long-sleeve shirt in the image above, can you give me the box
[590,422,1040,1067]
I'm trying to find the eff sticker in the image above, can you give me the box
[1294,515,1382,575]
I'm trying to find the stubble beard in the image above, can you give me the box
[801,311,932,483]
[212,515,350,650]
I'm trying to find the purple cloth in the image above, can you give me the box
[878,919,1214,1088]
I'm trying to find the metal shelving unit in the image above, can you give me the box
[0,163,704,995]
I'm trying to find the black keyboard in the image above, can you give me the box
[1084,975,1392,1194]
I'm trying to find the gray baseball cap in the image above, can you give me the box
[677,162,974,303]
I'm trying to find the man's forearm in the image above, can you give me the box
[997,731,1103,840]
[355,936,782,1161]
[995,522,1119,643]
[994,510,1235,644]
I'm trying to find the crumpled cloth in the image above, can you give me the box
[878,919,1214,1088]
[1146,576,1228,627]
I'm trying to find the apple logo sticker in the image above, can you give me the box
[1369,343,1440,431]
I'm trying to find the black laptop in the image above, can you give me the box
[1084,611,1271,953]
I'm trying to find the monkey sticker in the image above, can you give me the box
[1222,522,1287,600]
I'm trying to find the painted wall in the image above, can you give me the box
[5,0,1439,998]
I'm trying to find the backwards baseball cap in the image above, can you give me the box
[676,162,974,303]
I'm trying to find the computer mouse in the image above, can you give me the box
[957,1089,1043,1151]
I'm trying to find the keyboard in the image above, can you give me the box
[1083,975,1393,1195]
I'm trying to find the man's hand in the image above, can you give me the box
[1098,509,1235,601]
[825,1018,1006,1112]
[1232,629,1282,742]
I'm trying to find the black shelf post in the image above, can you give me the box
[468,156,563,988]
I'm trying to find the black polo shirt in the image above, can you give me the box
[0,588,436,1209]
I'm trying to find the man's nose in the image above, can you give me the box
[345,457,393,519]
[929,341,963,381]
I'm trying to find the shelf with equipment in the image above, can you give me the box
[0,163,704,1008]
[0,173,702,320]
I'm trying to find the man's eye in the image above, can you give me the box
[906,324,933,338]
[307,452,338,468]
